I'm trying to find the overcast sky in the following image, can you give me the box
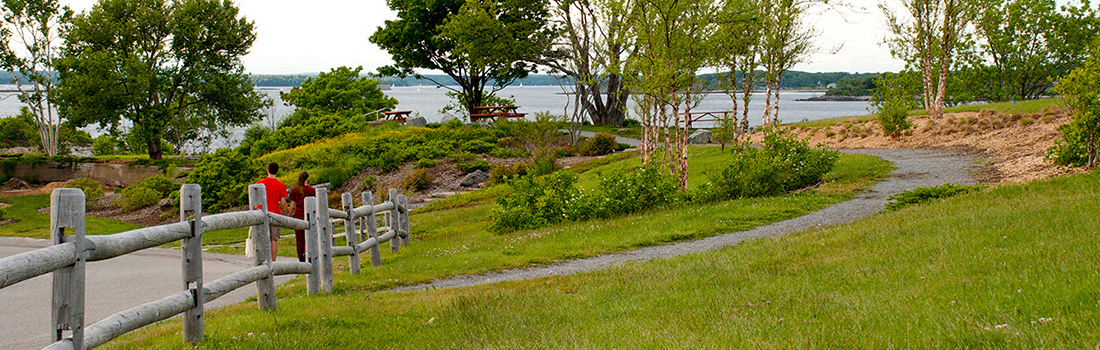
[55,0,934,75]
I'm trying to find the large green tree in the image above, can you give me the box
[370,0,553,115]
[0,0,72,156]
[56,0,264,159]
[278,65,398,127]
[962,0,1099,101]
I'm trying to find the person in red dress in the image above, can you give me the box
[256,162,288,261]
[287,171,316,262]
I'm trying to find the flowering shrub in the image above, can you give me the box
[489,165,679,233]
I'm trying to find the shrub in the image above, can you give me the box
[489,164,680,233]
[119,186,161,211]
[700,130,838,202]
[530,147,558,176]
[457,159,491,173]
[416,158,438,168]
[132,175,181,198]
[117,175,181,211]
[402,168,434,192]
[580,132,618,156]
[314,166,355,188]
[187,149,261,212]
[91,135,123,156]
[360,175,378,193]
[1049,48,1100,168]
[870,72,919,138]
[489,162,529,185]
[885,183,981,211]
[65,178,104,207]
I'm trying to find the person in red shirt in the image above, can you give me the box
[256,162,288,261]
[287,171,316,262]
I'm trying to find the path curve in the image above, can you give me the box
[394,148,979,292]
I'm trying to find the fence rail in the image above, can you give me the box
[0,183,411,350]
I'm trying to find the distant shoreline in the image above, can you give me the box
[797,95,871,102]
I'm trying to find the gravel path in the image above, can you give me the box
[393,148,979,292]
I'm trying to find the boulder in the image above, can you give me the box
[406,115,427,127]
[441,115,460,124]
[687,129,713,144]
[460,170,490,187]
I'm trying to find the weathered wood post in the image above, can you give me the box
[398,194,410,246]
[305,197,320,295]
[179,184,204,344]
[247,184,277,310]
[342,192,361,275]
[316,188,334,293]
[389,188,400,252]
[51,188,86,350]
[362,191,381,267]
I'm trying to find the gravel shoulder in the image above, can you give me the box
[393,147,979,292]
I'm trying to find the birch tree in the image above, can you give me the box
[627,0,715,188]
[0,0,72,156]
[759,0,813,128]
[883,0,976,118]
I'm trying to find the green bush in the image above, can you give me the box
[581,132,618,156]
[119,186,161,211]
[1049,51,1100,167]
[457,159,491,173]
[489,162,529,185]
[92,135,123,156]
[187,149,261,212]
[416,158,438,168]
[65,178,104,208]
[402,168,434,192]
[700,130,839,202]
[885,183,981,211]
[870,71,920,138]
[314,166,356,188]
[490,165,680,233]
[133,175,182,198]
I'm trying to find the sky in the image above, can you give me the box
[56,0,915,75]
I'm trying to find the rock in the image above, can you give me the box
[687,129,713,144]
[460,170,490,187]
[441,115,459,124]
[406,115,427,127]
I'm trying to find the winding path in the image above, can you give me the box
[394,148,980,292]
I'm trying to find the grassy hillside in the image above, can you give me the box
[107,169,1099,349]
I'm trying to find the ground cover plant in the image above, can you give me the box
[885,183,982,210]
[106,169,1100,349]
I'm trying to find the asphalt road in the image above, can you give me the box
[0,237,295,350]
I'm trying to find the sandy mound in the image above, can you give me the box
[753,105,1085,184]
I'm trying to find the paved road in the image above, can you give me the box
[0,237,295,350]
[394,148,980,291]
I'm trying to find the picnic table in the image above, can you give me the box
[679,110,735,128]
[381,110,413,123]
[470,106,526,123]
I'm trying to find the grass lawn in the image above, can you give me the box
[106,170,1100,349]
[0,194,141,238]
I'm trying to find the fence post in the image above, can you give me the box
[51,188,85,350]
[398,194,410,246]
[247,184,277,310]
[362,191,381,267]
[180,184,204,344]
[316,188,334,293]
[389,188,400,252]
[342,192,361,275]
[304,197,320,295]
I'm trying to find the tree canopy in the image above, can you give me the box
[370,0,553,115]
[56,0,264,159]
[279,66,398,127]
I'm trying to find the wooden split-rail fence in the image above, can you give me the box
[0,183,412,350]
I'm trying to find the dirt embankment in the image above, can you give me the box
[749,105,1084,184]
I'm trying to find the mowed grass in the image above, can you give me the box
[0,194,141,238]
[107,170,1100,349]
